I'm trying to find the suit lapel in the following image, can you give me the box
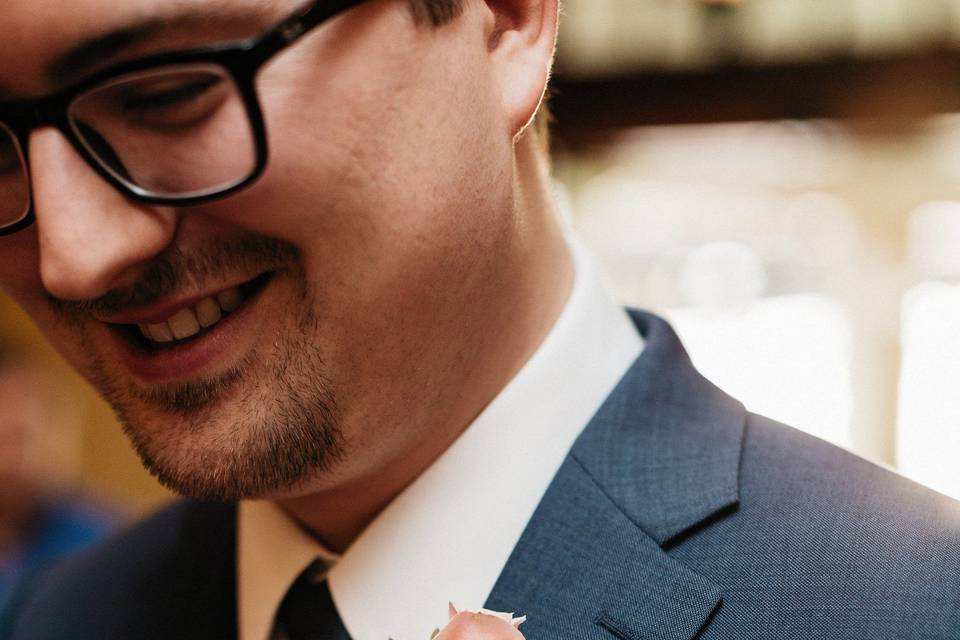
[130,500,238,640]
[486,311,746,640]
[484,455,723,640]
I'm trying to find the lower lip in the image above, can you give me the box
[109,277,272,384]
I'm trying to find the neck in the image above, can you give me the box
[279,132,574,553]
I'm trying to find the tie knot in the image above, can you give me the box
[275,560,351,640]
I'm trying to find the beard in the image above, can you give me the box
[54,235,346,501]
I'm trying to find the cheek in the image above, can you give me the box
[0,233,96,377]
[221,6,505,245]
[0,231,43,307]
[188,7,513,340]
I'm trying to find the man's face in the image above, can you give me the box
[0,0,518,500]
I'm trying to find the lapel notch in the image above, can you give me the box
[573,311,747,545]
[486,455,721,640]
[487,311,746,640]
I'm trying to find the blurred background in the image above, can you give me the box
[4,0,960,541]
[552,0,960,501]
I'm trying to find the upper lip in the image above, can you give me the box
[93,274,260,326]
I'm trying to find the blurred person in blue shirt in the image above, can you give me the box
[0,347,120,614]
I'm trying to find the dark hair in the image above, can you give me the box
[409,0,552,152]
[408,0,466,25]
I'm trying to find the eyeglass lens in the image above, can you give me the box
[67,63,258,200]
[0,122,30,228]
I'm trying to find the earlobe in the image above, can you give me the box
[484,0,559,138]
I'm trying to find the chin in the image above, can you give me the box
[111,368,348,502]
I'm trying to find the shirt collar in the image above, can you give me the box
[237,243,643,640]
[237,500,341,640]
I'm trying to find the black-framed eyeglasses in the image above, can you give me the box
[0,0,367,236]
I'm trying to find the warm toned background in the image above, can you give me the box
[0,296,172,517]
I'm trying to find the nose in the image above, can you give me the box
[28,128,178,301]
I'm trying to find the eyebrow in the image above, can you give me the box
[47,20,165,86]
[46,3,278,88]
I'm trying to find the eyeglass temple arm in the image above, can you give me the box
[254,0,368,60]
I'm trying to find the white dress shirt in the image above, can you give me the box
[237,244,644,640]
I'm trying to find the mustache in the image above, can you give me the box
[49,235,299,321]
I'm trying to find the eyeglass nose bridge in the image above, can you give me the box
[13,92,136,197]
[2,94,121,225]
[31,99,56,131]
[3,94,86,171]
[5,92,71,139]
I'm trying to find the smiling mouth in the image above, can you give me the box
[115,272,273,352]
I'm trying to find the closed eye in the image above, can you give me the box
[121,75,225,112]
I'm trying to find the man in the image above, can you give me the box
[0,0,958,638]
[0,349,119,615]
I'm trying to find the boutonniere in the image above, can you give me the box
[428,603,526,639]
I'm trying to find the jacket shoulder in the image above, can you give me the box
[742,413,960,536]
[678,414,960,638]
[3,499,237,640]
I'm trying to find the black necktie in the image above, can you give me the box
[275,560,352,640]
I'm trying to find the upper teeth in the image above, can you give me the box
[138,286,245,344]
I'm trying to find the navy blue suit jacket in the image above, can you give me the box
[5,311,960,639]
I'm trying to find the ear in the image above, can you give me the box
[484,0,560,138]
